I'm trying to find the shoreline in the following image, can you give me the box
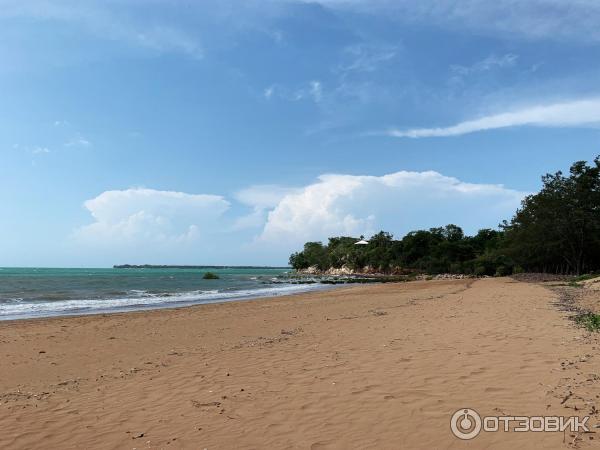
[0,266,484,323]
[0,281,338,323]
[0,282,349,325]
[1,278,600,448]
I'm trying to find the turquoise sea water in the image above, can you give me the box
[0,267,325,321]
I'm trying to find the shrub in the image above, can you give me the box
[576,313,600,332]
[573,273,599,282]
[512,265,524,274]
[449,262,462,274]
[474,265,487,277]
[495,265,512,277]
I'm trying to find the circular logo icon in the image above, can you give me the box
[450,408,482,440]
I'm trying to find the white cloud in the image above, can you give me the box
[308,81,322,103]
[76,188,230,246]
[0,1,203,59]
[337,43,397,74]
[73,174,526,264]
[233,184,298,230]
[305,0,600,43]
[65,137,92,147]
[263,80,323,103]
[389,98,600,138]
[236,184,298,209]
[14,144,50,155]
[451,53,518,76]
[135,26,203,60]
[264,86,275,99]
[258,171,525,247]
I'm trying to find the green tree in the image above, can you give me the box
[288,156,600,276]
[503,157,600,274]
[289,242,329,271]
[365,231,394,271]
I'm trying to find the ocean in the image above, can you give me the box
[0,267,326,321]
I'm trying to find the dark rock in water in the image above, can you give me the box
[202,272,220,280]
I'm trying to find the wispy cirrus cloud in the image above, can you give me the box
[0,0,203,60]
[336,43,397,74]
[263,42,398,130]
[451,53,518,77]
[12,143,51,155]
[65,136,92,148]
[305,0,600,43]
[263,80,323,103]
[388,98,600,138]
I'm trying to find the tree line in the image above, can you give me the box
[289,156,600,276]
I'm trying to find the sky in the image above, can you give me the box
[2,0,600,267]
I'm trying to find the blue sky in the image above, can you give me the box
[2,0,600,267]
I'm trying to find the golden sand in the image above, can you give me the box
[0,278,598,449]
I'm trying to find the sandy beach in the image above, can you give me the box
[1,278,599,449]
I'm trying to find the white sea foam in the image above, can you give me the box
[0,284,326,320]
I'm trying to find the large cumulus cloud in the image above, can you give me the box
[75,188,230,261]
[74,172,526,264]
[257,170,526,247]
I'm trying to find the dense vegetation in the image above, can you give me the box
[289,157,600,276]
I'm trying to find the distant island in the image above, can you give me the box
[113,264,290,269]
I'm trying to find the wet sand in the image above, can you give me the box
[1,278,599,449]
